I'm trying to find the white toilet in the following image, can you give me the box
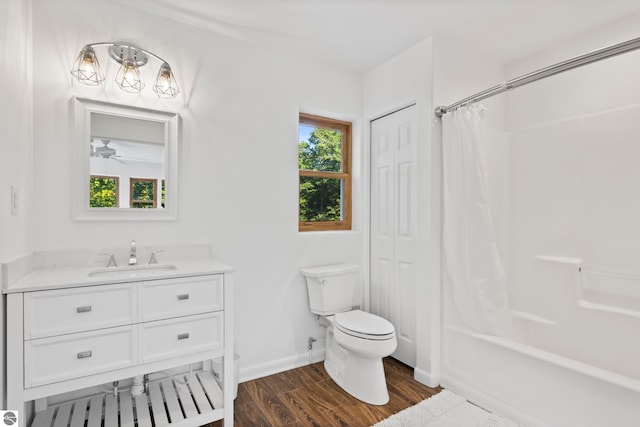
[301,263,397,405]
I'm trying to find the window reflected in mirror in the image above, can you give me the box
[90,175,119,207]
[130,178,156,208]
[89,113,165,209]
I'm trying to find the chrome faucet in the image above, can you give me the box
[129,240,137,265]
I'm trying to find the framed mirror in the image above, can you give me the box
[73,97,179,221]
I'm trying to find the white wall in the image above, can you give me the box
[0,1,32,265]
[0,0,32,408]
[31,0,363,380]
[363,38,437,385]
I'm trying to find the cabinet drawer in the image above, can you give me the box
[24,325,137,388]
[139,275,223,322]
[24,284,136,340]
[140,312,223,363]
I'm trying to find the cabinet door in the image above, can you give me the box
[24,284,136,340]
[24,325,137,388]
[139,275,223,322]
[139,312,223,363]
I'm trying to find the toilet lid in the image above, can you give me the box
[334,310,395,338]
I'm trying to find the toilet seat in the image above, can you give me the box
[334,310,395,340]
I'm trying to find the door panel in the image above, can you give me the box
[370,105,418,367]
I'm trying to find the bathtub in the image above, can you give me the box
[441,320,640,427]
[440,253,640,426]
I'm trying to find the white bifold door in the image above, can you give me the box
[370,105,417,367]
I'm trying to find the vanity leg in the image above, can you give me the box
[6,293,25,426]
[223,272,235,426]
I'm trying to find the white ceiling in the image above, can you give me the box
[121,0,640,73]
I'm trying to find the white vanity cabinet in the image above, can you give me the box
[6,268,234,427]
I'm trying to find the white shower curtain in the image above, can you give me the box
[442,104,516,338]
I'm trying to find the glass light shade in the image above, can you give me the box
[70,46,104,86]
[153,63,180,99]
[115,59,144,93]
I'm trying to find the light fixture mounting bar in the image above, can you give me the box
[108,44,148,67]
[82,42,171,67]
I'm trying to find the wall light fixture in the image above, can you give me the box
[71,42,180,99]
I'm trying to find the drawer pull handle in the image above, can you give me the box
[178,333,190,340]
[76,305,92,313]
[177,294,190,301]
[77,351,93,359]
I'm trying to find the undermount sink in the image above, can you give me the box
[88,263,178,278]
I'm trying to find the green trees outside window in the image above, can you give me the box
[298,114,352,231]
[89,176,118,207]
[131,178,156,208]
[299,127,343,222]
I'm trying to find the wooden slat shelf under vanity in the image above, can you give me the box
[31,371,224,427]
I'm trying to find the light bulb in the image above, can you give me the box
[115,59,144,93]
[71,46,104,86]
[153,63,180,99]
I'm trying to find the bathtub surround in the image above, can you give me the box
[373,390,519,427]
[438,13,640,427]
[442,324,640,427]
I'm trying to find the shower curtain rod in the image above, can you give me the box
[434,36,640,117]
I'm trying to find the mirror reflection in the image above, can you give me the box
[73,97,178,221]
[89,113,166,209]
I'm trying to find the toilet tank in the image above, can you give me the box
[301,263,358,315]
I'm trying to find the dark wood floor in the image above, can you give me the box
[209,357,441,427]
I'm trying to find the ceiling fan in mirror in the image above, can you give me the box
[90,139,147,164]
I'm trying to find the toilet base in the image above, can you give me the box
[324,327,391,405]
[325,356,390,405]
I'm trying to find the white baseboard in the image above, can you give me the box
[238,349,325,383]
[414,367,440,388]
[241,352,438,388]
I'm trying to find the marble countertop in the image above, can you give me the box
[3,258,234,294]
